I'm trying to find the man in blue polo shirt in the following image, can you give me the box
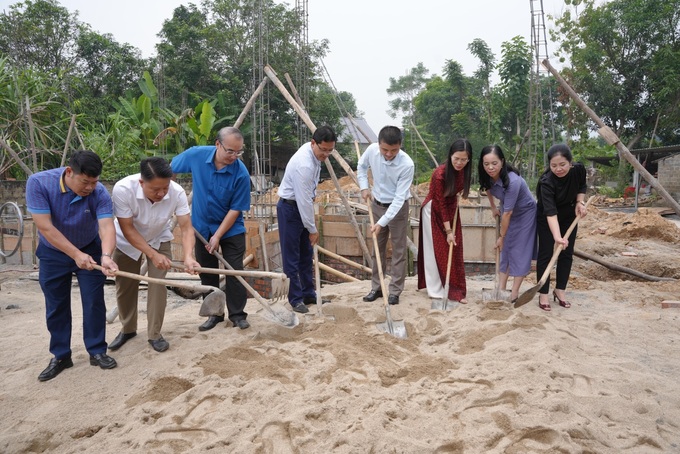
[171,127,251,331]
[26,150,119,382]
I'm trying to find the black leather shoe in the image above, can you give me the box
[89,353,117,369]
[292,302,309,313]
[234,319,250,329]
[108,331,137,351]
[388,294,400,305]
[148,336,169,352]
[198,315,225,331]
[363,289,383,302]
[303,296,331,305]
[38,357,73,382]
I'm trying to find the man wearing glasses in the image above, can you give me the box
[171,127,251,331]
[277,125,337,313]
[357,126,415,306]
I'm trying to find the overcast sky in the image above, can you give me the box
[1,0,571,135]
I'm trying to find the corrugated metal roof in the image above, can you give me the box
[337,117,378,144]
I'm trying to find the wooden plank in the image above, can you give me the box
[322,221,363,238]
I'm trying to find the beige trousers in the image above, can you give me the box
[112,242,172,341]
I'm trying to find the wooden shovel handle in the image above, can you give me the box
[170,263,286,281]
[92,264,215,294]
[442,197,459,295]
[367,201,390,308]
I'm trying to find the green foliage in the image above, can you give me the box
[387,62,431,123]
[0,55,71,176]
[552,0,680,147]
[497,36,532,145]
[0,0,79,74]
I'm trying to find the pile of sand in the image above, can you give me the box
[1,260,680,452]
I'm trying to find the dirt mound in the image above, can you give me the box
[582,208,680,244]
[317,175,358,192]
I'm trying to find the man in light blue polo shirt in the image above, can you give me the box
[26,150,119,382]
[357,126,414,305]
[277,125,337,313]
[171,127,251,331]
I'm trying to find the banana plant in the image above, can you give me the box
[184,99,231,146]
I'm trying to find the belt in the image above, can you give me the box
[281,198,297,206]
[375,200,391,208]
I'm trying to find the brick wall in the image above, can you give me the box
[658,154,680,200]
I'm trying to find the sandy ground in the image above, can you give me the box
[1,208,680,453]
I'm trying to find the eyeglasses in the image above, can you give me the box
[219,141,244,157]
[452,157,469,164]
[315,143,334,154]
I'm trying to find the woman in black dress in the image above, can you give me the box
[535,144,588,311]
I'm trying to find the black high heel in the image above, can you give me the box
[553,290,571,308]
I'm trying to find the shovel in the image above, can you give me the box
[313,245,335,321]
[367,202,407,339]
[169,263,290,301]
[92,264,225,317]
[431,200,460,311]
[482,217,512,303]
[194,229,299,328]
[514,196,594,308]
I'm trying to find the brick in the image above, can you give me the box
[661,300,680,309]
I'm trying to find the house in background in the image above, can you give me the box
[586,145,680,202]
[337,117,378,153]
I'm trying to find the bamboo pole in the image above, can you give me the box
[346,114,373,144]
[317,245,372,273]
[25,96,37,173]
[0,138,33,176]
[284,73,306,111]
[542,59,680,217]
[314,259,359,282]
[574,249,676,282]
[60,114,78,167]
[409,119,439,167]
[259,221,269,272]
[235,77,268,129]
[264,64,374,267]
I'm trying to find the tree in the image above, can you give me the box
[552,0,680,148]
[73,29,148,120]
[467,38,496,137]
[497,35,532,149]
[386,62,431,124]
[0,0,80,74]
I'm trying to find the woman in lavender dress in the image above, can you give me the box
[478,145,536,303]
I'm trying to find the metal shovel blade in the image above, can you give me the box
[198,290,226,317]
[376,305,407,339]
[376,319,407,339]
[431,298,459,311]
[481,287,512,303]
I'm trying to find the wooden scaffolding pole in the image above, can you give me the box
[264,64,374,267]
[542,59,680,217]
[0,138,33,176]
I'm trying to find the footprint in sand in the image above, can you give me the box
[257,421,296,454]
[549,371,594,396]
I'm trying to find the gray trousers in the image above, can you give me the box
[370,200,410,296]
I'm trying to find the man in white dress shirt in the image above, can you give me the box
[277,126,337,313]
[357,126,414,305]
[109,157,200,352]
